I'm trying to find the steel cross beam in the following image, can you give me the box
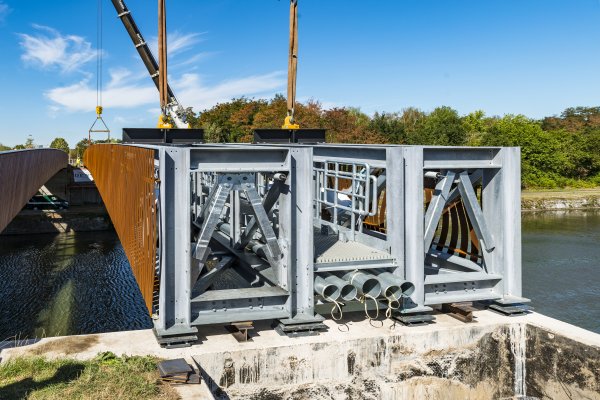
[423,171,456,251]
[457,171,495,253]
[193,179,232,267]
[236,177,286,250]
[241,183,283,265]
[193,173,283,271]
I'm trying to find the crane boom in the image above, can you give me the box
[110,0,188,128]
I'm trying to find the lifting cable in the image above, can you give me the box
[158,0,169,120]
[282,0,300,129]
[88,0,110,143]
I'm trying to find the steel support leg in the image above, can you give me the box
[155,147,197,342]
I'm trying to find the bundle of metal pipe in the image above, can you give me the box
[314,273,357,301]
[342,270,381,298]
[314,275,340,301]
[373,269,415,299]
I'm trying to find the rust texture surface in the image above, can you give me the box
[84,144,157,313]
[0,149,67,233]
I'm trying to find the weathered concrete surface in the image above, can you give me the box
[1,311,599,400]
[527,325,600,400]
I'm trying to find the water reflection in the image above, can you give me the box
[0,231,152,340]
[522,209,600,333]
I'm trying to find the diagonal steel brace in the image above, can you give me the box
[235,179,285,250]
[242,183,282,265]
[423,171,456,251]
[457,171,495,252]
[193,182,232,265]
[193,256,235,294]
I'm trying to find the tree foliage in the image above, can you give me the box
[187,97,600,188]
[24,136,35,149]
[50,137,70,153]
[75,139,90,158]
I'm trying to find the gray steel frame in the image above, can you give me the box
[128,143,525,338]
[149,145,320,336]
[403,146,526,311]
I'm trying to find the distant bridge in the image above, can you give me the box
[0,149,68,233]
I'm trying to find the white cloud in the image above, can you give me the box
[149,31,204,58]
[18,24,97,73]
[45,68,286,113]
[45,69,156,112]
[175,72,285,110]
[0,2,10,22]
[171,51,217,69]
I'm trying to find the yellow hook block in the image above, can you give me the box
[282,115,300,130]
[157,114,173,129]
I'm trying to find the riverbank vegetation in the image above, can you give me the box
[188,98,600,189]
[0,352,178,400]
[4,98,599,189]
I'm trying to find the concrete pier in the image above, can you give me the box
[1,310,599,400]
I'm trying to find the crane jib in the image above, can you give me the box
[109,0,187,128]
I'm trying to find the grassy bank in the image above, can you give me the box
[0,352,178,400]
[522,187,600,200]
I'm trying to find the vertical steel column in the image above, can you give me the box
[156,147,196,335]
[482,155,503,299]
[402,146,430,312]
[484,147,523,300]
[287,147,316,318]
[385,147,405,278]
[503,148,522,298]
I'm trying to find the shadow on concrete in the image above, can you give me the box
[195,361,231,400]
[0,363,85,400]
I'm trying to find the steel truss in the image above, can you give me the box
[91,143,527,342]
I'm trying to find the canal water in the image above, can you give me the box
[0,231,152,340]
[522,210,600,334]
[0,210,599,339]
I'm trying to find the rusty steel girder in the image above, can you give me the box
[0,149,67,233]
[84,144,157,313]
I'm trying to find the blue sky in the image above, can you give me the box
[0,0,599,147]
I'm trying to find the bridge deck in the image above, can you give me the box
[0,149,68,233]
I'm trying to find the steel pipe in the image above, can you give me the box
[321,273,357,301]
[373,269,415,298]
[216,222,269,259]
[342,270,382,298]
[314,275,341,301]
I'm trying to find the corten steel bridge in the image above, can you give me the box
[0,149,68,234]
[85,140,528,346]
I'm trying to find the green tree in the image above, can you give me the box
[75,139,91,158]
[408,106,466,145]
[369,112,406,143]
[49,137,70,153]
[13,144,25,150]
[0,143,11,151]
[482,115,571,187]
[462,110,491,146]
[197,97,266,143]
[24,135,35,149]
